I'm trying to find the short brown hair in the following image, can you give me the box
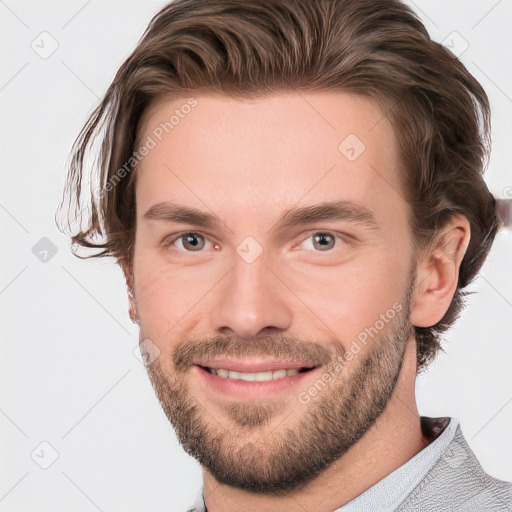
[57,0,501,372]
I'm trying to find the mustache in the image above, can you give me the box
[172,334,337,373]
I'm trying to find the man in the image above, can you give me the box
[58,0,512,509]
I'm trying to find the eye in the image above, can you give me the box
[296,232,345,252]
[165,232,213,252]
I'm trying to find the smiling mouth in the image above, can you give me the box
[199,366,316,382]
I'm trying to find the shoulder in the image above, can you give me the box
[399,424,512,511]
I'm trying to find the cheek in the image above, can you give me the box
[133,255,217,349]
[132,234,409,356]
[286,253,405,344]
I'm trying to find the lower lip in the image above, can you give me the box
[193,365,320,400]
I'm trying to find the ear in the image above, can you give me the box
[119,258,139,324]
[410,214,471,328]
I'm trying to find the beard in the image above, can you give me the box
[142,272,415,495]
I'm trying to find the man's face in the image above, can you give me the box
[132,92,417,492]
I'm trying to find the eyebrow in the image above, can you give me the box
[272,200,379,233]
[142,200,380,233]
[143,202,223,229]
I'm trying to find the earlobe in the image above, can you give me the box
[119,258,140,325]
[410,216,470,328]
[128,287,140,324]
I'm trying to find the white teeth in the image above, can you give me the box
[209,368,302,381]
[272,369,287,379]
[254,371,273,381]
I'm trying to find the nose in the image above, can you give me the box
[209,253,293,340]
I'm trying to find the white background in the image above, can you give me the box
[1,0,511,510]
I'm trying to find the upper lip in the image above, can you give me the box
[194,358,319,373]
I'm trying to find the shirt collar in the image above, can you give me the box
[189,416,458,512]
[335,416,458,511]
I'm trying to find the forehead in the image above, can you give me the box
[135,92,407,231]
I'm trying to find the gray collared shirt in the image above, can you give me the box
[188,416,512,511]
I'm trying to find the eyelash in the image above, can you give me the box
[164,232,219,252]
[163,231,350,253]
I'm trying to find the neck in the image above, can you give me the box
[202,339,430,512]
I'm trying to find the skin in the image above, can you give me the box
[124,92,470,511]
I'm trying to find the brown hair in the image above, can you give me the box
[57,0,501,373]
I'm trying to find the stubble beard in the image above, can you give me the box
[143,279,415,495]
